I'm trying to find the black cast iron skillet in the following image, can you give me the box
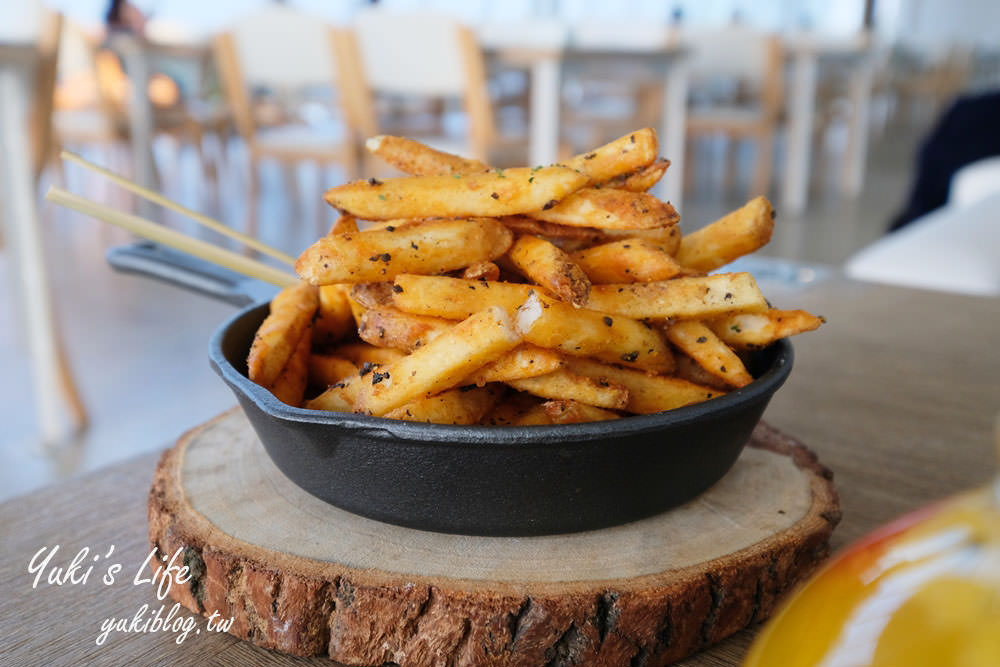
[108,241,793,536]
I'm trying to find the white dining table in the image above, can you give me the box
[479,24,689,212]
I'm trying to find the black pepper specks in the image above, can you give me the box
[603,316,613,326]
[368,177,382,186]
[621,351,639,362]
[696,336,707,343]
[490,192,500,200]
[371,370,390,385]
[360,362,375,376]
[542,200,557,210]
[392,284,404,293]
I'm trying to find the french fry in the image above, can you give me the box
[598,158,669,192]
[585,273,768,320]
[676,196,774,271]
[314,284,355,345]
[393,274,534,319]
[665,321,754,388]
[598,225,681,256]
[531,188,678,230]
[385,385,503,424]
[563,128,658,183]
[366,135,488,176]
[571,238,682,283]
[482,393,547,426]
[543,400,621,424]
[707,309,825,349]
[354,306,522,416]
[506,370,629,410]
[515,291,674,372]
[304,365,374,412]
[563,357,726,414]
[296,218,514,285]
[336,343,406,367]
[307,354,358,388]
[507,235,591,307]
[268,326,311,406]
[513,404,554,425]
[463,344,564,385]
[324,166,588,220]
[247,282,318,388]
[349,282,395,309]
[359,306,453,351]
[329,214,359,236]
[674,353,731,392]
[461,261,501,281]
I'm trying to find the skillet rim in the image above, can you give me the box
[209,302,794,447]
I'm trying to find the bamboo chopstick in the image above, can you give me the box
[46,186,299,288]
[60,150,297,267]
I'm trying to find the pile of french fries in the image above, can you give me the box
[246,129,824,425]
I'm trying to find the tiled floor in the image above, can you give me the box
[0,120,924,502]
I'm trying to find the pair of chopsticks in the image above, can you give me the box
[46,151,300,288]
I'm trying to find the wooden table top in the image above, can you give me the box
[2,277,997,666]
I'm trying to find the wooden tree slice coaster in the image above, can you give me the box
[148,408,840,666]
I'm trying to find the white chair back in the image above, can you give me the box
[682,26,772,84]
[353,10,467,96]
[231,5,336,90]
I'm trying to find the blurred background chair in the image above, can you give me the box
[351,8,525,169]
[682,26,784,197]
[214,4,359,237]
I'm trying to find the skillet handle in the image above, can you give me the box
[106,241,272,307]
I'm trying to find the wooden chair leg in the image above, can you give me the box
[54,323,88,432]
[751,128,775,196]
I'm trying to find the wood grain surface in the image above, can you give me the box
[2,278,998,666]
[145,412,837,665]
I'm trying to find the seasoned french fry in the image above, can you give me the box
[354,306,522,416]
[336,343,406,367]
[393,274,534,319]
[563,357,726,414]
[571,238,681,283]
[329,214,358,236]
[463,344,564,385]
[307,354,358,388]
[296,218,514,285]
[544,400,621,424]
[314,284,355,345]
[461,261,501,281]
[665,321,754,388]
[507,235,591,307]
[349,282,395,309]
[247,282,318,388]
[501,216,681,255]
[268,325,311,406]
[598,225,681,255]
[707,309,825,349]
[585,273,768,320]
[482,393,547,426]
[385,385,503,424]
[304,365,374,412]
[513,404,555,426]
[515,291,674,373]
[676,196,774,271]
[506,370,629,410]
[531,188,678,230]
[366,135,488,176]
[598,158,669,192]
[358,306,453,351]
[674,353,731,391]
[563,128,658,183]
[324,166,588,220]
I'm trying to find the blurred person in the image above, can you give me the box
[890,89,1000,231]
[98,0,180,109]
